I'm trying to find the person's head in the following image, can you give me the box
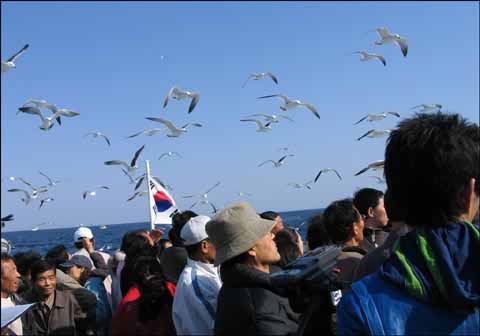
[307,214,332,250]
[274,228,303,268]
[181,215,216,264]
[385,112,479,227]
[170,210,198,246]
[353,188,388,229]
[120,229,148,252]
[124,233,157,260]
[260,211,284,234]
[13,250,42,281]
[60,255,93,285]
[159,246,188,284]
[157,239,173,257]
[206,202,280,273]
[1,253,21,298]
[45,245,70,268]
[1,238,12,254]
[323,198,365,246]
[30,259,57,298]
[73,227,95,249]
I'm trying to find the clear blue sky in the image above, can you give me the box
[1,1,478,231]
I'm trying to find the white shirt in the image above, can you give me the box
[1,296,23,335]
[172,258,222,335]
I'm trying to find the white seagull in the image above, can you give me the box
[85,132,111,146]
[314,169,343,182]
[17,177,49,194]
[257,94,320,119]
[31,222,47,231]
[258,155,294,168]
[163,86,200,114]
[183,182,221,214]
[39,171,61,187]
[17,106,80,131]
[23,98,57,112]
[127,190,148,202]
[39,197,54,209]
[7,188,46,205]
[246,113,294,123]
[82,186,110,199]
[1,44,29,73]
[355,160,385,176]
[411,104,442,113]
[288,180,314,190]
[127,128,164,138]
[240,119,273,132]
[353,51,386,66]
[354,112,400,125]
[357,129,392,141]
[374,27,408,57]
[158,151,182,160]
[242,72,279,88]
[146,117,202,138]
[104,144,145,174]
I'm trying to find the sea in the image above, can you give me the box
[1,208,323,256]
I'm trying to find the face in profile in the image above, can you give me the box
[251,231,281,265]
[369,197,389,228]
[1,260,21,295]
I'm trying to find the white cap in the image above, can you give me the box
[180,215,211,246]
[73,227,94,242]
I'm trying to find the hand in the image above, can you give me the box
[82,237,94,253]
[149,229,164,244]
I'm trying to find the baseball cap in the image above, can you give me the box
[1,238,12,254]
[73,227,94,242]
[180,215,211,246]
[60,255,93,271]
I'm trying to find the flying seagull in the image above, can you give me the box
[127,128,164,138]
[183,182,221,214]
[374,27,408,57]
[242,72,279,88]
[246,113,294,123]
[39,197,54,209]
[163,86,200,113]
[355,160,385,176]
[39,171,61,187]
[121,169,145,186]
[314,169,343,182]
[353,51,386,66]
[7,188,46,205]
[240,119,273,132]
[354,112,400,125]
[82,186,110,199]
[357,129,392,141]
[411,104,442,113]
[158,151,182,160]
[127,190,148,202]
[104,144,145,174]
[146,117,202,138]
[85,132,111,146]
[17,177,49,194]
[17,106,80,131]
[1,44,29,73]
[31,222,48,231]
[258,155,294,168]
[1,214,14,228]
[23,98,57,112]
[257,94,320,119]
[288,180,314,190]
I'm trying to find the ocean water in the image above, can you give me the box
[2,208,323,256]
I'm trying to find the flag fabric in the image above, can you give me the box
[149,177,177,225]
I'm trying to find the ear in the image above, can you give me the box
[367,206,375,218]
[200,240,209,254]
[247,247,256,258]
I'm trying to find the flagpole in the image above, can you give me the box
[145,160,155,231]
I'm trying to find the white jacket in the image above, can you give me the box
[172,258,222,335]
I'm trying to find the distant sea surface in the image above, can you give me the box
[2,208,324,256]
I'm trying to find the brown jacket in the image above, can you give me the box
[336,246,367,291]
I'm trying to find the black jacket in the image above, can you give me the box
[215,262,299,336]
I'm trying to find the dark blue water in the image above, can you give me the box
[2,208,323,256]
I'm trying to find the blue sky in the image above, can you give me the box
[1,1,478,231]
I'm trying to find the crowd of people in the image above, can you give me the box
[2,112,479,335]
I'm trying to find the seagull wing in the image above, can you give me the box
[163,87,176,109]
[121,169,135,183]
[376,55,387,66]
[395,37,408,57]
[18,178,35,190]
[188,93,200,113]
[7,44,29,63]
[146,117,178,132]
[172,152,182,158]
[130,145,145,167]
[257,94,288,103]
[333,169,343,180]
[240,119,264,129]
[278,154,294,163]
[127,130,144,138]
[158,153,168,160]
[357,129,374,141]
[248,113,270,120]
[314,170,325,183]
[104,160,130,170]
[354,115,368,125]
[99,186,110,190]
[190,201,198,209]
[411,104,425,110]
[100,134,111,146]
[204,181,221,195]
[266,72,279,84]
[55,109,80,117]
[8,188,30,201]
[241,75,254,88]
[387,112,401,118]
[127,192,141,202]
[258,160,275,167]
[355,166,370,176]
[376,27,391,39]
[1,214,14,222]
[38,171,53,185]
[278,115,295,122]
[209,202,218,214]
[302,104,320,119]
[134,176,145,191]
[82,191,88,199]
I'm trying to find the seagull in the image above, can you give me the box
[39,171,61,187]
[370,176,386,184]
[127,128,164,138]
[183,182,220,214]
[17,106,80,131]
[82,186,110,199]
[85,132,111,146]
[17,177,49,195]
[163,86,200,113]
[242,72,279,88]
[355,160,385,176]
[121,169,145,186]
[127,190,148,202]
[374,27,408,57]
[39,197,54,209]
[314,169,343,182]
[158,151,182,160]
[31,222,47,231]
[134,175,171,192]
[246,113,294,123]
[1,214,14,228]
[104,144,145,174]
[411,104,442,113]
[1,44,29,73]
[258,155,294,168]
[7,189,36,205]
[23,98,57,113]
[240,119,273,132]
[257,94,320,119]
[357,129,392,141]
[100,225,108,230]
[146,117,202,138]
[288,181,314,190]
[354,112,400,125]
[190,200,218,214]
[353,51,386,66]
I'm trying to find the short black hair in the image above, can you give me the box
[353,188,384,218]
[323,199,361,244]
[170,210,198,246]
[259,211,279,221]
[184,241,204,258]
[385,112,479,227]
[274,228,301,268]
[120,229,147,252]
[30,259,56,282]
[307,214,332,250]
[45,245,69,267]
[13,251,43,277]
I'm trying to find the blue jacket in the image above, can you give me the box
[85,276,112,336]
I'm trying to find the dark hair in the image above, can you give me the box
[157,239,172,257]
[323,199,361,244]
[307,214,332,250]
[383,189,405,223]
[353,188,384,218]
[184,241,204,258]
[120,229,147,252]
[30,259,56,282]
[259,211,279,221]
[385,112,479,227]
[274,228,301,268]
[170,210,198,246]
[13,251,43,277]
[45,245,69,267]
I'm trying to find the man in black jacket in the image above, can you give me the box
[206,202,299,336]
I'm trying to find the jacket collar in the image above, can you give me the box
[187,258,219,276]
[220,262,272,290]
